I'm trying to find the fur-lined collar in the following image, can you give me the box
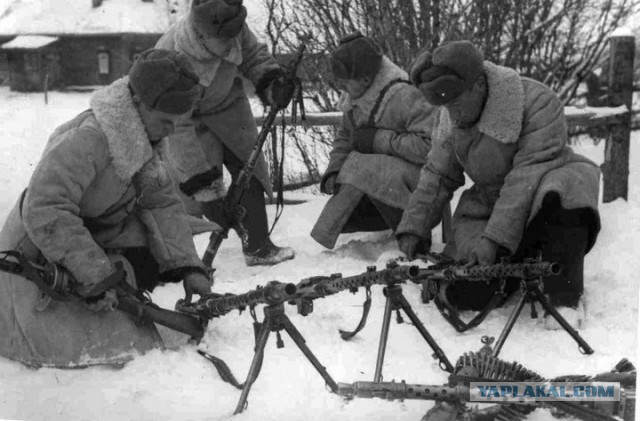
[89,77,169,182]
[171,17,243,86]
[477,62,524,143]
[440,61,524,144]
[338,56,409,124]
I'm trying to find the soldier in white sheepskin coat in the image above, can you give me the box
[398,41,600,319]
[0,50,216,368]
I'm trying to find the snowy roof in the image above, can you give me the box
[0,0,176,36]
[1,34,58,49]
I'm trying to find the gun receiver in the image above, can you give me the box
[413,261,560,282]
[291,264,419,316]
[175,281,297,318]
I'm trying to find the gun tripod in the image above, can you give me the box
[233,302,338,414]
[374,283,454,382]
[488,278,594,358]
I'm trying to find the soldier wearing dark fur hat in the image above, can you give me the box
[311,32,437,249]
[155,0,296,266]
[398,41,601,329]
[0,49,217,368]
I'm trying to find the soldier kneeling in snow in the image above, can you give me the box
[0,49,216,368]
[397,41,601,329]
[311,32,437,249]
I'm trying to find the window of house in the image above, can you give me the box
[24,53,39,72]
[97,49,110,75]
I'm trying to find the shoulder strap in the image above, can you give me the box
[366,78,410,127]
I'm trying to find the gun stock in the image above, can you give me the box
[117,292,205,340]
[0,251,206,339]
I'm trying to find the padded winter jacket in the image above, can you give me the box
[321,57,436,192]
[156,17,278,199]
[397,62,600,259]
[1,77,208,295]
[0,77,215,367]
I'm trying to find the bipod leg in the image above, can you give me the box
[234,309,272,415]
[528,285,594,355]
[388,285,454,373]
[492,283,529,358]
[373,288,395,383]
[280,313,339,392]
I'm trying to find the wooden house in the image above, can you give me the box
[0,0,178,91]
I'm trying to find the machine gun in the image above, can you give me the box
[175,263,447,413]
[291,263,419,315]
[0,251,206,340]
[402,253,594,358]
[175,280,297,318]
[411,256,560,333]
[337,354,636,421]
[201,43,306,268]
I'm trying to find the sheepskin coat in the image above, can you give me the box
[156,17,279,201]
[311,57,436,249]
[397,62,601,259]
[0,78,211,368]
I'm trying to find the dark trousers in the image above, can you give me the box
[445,192,594,310]
[122,247,160,293]
[342,195,403,233]
[200,146,270,253]
[513,192,592,307]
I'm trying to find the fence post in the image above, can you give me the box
[602,28,635,203]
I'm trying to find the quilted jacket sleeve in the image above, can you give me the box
[133,154,207,277]
[238,24,281,88]
[396,110,465,238]
[372,87,436,164]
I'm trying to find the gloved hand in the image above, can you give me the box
[351,127,377,154]
[397,233,428,261]
[183,271,213,304]
[465,237,499,266]
[85,289,118,312]
[265,74,297,109]
[322,174,340,195]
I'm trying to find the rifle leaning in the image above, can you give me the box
[201,43,306,268]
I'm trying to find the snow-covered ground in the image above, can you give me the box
[0,87,637,421]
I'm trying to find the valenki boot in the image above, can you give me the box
[201,178,295,267]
